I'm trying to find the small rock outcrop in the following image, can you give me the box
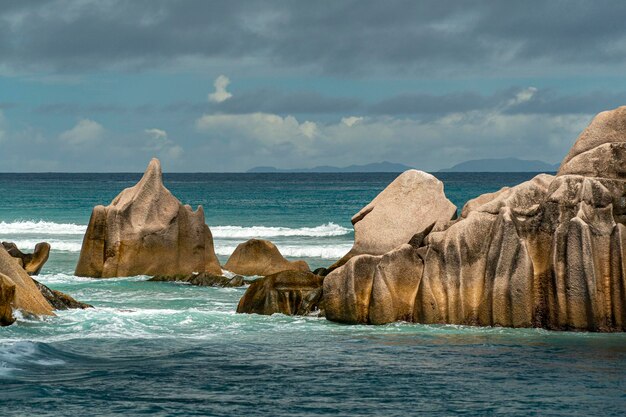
[0,245,54,325]
[2,241,50,275]
[224,239,309,276]
[75,158,221,278]
[237,270,324,316]
[323,106,626,332]
[148,272,246,287]
[33,279,92,310]
[330,169,456,269]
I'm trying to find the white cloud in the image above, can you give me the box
[341,116,363,127]
[143,128,183,160]
[507,86,538,107]
[196,112,318,144]
[208,75,233,103]
[145,128,168,140]
[59,119,104,145]
[194,107,590,170]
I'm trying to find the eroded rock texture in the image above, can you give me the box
[224,239,309,276]
[75,158,221,278]
[325,106,626,331]
[2,241,50,275]
[330,169,456,269]
[237,270,324,316]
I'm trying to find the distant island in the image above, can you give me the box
[247,161,414,173]
[439,158,560,172]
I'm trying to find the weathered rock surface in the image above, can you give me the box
[149,272,246,287]
[0,245,54,325]
[324,244,424,324]
[237,270,324,316]
[224,239,309,276]
[33,279,92,310]
[330,169,456,269]
[75,158,221,278]
[324,106,626,331]
[2,241,50,275]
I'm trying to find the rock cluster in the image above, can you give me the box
[75,158,221,278]
[324,106,626,332]
[224,239,309,276]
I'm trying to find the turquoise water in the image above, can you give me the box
[0,172,624,416]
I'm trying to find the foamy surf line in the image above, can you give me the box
[0,220,350,238]
[211,223,350,238]
[0,220,87,235]
[215,244,352,259]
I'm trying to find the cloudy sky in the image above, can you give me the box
[1,0,626,172]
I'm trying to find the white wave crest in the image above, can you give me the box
[4,239,83,252]
[211,222,350,238]
[215,244,351,259]
[0,220,87,235]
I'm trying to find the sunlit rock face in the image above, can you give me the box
[330,169,457,270]
[325,106,626,332]
[0,245,54,326]
[75,158,221,278]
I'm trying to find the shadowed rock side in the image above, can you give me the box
[0,246,54,325]
[33,279,92,310]
[2,241,50,275]
[224,239,309,276]
[75,158,221,278]
[330,169,456,270]
[324,106,626,331]
[237,270,324,316]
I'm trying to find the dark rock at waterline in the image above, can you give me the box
[149,272,247,287]
[237,270,324,316]
[2,241,50,275]
[33,279,93,310]
[312,267,329,276]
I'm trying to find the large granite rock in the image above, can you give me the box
[75,158,221,278]
[324,106,626,332]
[330,169,456,269]
[224,239,309,276]
[2,241,50,275]
[0,245,54,325]
[237,270,324,316]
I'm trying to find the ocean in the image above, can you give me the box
[0,172,624,416]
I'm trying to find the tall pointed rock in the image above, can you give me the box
[75,158,221,278]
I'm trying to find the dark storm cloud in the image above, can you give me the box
[1,0,626,75]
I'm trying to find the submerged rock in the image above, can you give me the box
[2,241,50,275]
[0,245,54,325]
[224,239,309,276]
[75,158,221,278]
[237,270,324,316]
[149,272,247,287]
[324,106,626,332]
[330,169,456,269]
[33,279,92,310]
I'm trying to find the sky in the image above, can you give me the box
[1,0,626,172]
